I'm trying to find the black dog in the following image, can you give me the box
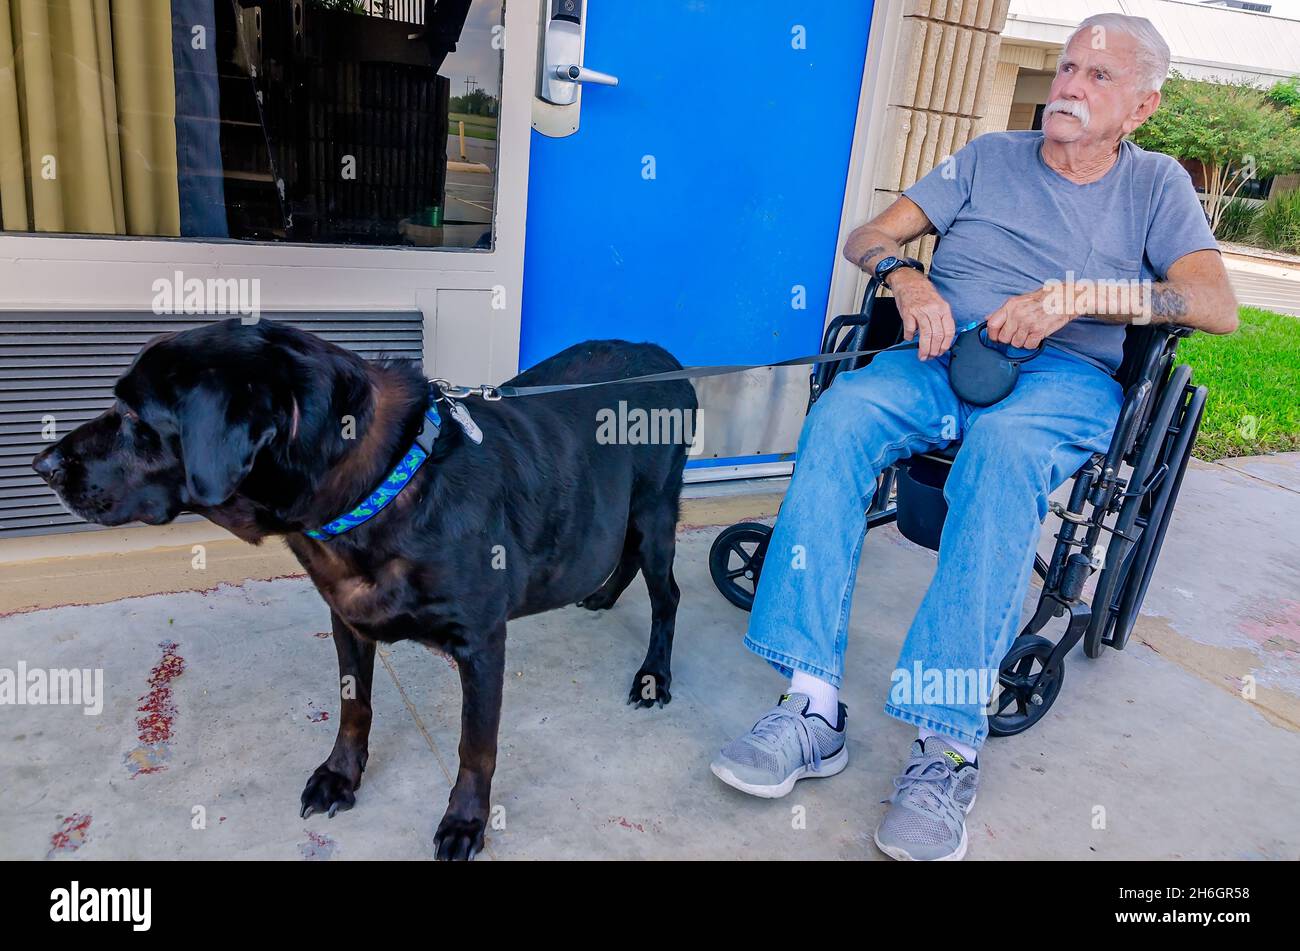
[33,318,696,860]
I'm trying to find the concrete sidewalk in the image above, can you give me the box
[2,458,1297,861]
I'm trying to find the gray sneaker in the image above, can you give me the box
[710,693,848,798]
[874,736,979,861]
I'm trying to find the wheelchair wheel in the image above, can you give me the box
[709,522,772,611]
[987,635,1064,737]
[1109,384,1206,651]
[1084,365,1196,658]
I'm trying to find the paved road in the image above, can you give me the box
[446,131,496,169]
[1224,254,1300,316]
[445,133,495,238]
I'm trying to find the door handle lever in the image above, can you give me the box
[539,0,617,107]
[554,64,619,87]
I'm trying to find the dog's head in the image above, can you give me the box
[33,319,322,528]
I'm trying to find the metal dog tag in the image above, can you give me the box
[445,399,484,445]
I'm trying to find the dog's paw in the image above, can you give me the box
[433,814,486,861]
[299,763,360,819]
[576,589,618,611]
[627,669,672,709]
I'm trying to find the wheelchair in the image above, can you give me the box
[708,273,1208,736]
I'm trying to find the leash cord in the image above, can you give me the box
[438,339,924,400]
[434,320,1087,401]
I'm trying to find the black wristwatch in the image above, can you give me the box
[873,255,924,288]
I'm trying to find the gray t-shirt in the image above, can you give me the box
[902,131,1219,372]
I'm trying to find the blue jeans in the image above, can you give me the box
[743,345,1124,748]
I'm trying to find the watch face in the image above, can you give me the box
[876,255,898,276]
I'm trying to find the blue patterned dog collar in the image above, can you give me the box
[304,401,442,540]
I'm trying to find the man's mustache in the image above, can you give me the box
[1044,99,1091,129]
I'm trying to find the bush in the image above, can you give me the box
[1215,198,1261,243]
[1254,187,1300,254]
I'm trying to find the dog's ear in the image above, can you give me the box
[179,373,276,507]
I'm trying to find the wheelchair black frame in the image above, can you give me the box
[714,273,1208,735]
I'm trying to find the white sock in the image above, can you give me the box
[919,727,978,764]
[789,670,840,725]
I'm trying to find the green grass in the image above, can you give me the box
[1174,306,1300,459]
[449,112,498,142]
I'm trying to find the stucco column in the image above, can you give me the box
[978,59,1020,138]
[869,0,1012,263]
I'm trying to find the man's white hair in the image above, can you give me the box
[1064,13,1171,93]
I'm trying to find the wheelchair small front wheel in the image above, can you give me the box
[987,635,1064,737]
[708,522,772,612]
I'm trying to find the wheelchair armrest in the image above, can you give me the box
[1103,377,1153,474]
[1117,320,1194,392]
[811,275,910,400]
[827,313,874,329]
[1139,322,1196,339]
[820,313,870,357]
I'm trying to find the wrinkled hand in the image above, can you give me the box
[986,286,1072,350]
[890,270,955,360]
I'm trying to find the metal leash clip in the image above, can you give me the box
[431,379,502,401]
[431,379,471,399]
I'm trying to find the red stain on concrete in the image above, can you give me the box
[608,816,646,833]
[125,641,186,777]
[313,631,331,638]
[300,829,337,860]
[47,813,92,858]
[1238,599,1300,656]
[307,701,330,723]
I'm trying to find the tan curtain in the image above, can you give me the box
[0,0,179,236]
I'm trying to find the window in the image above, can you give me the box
[0,0,504,250]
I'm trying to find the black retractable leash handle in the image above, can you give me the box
[947,321,1046,406]
[825,317,1044,407]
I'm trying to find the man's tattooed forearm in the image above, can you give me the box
[1088,282,1190,326]
[1149,286,1188,323]
[857,245,887,270]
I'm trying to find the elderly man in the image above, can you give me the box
[710,13,1238,859]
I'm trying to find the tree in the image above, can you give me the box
[1133,72,1300,233]
[450,89,498,117]
[1267,76,1300,122]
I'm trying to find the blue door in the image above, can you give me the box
[521,1,874,467]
